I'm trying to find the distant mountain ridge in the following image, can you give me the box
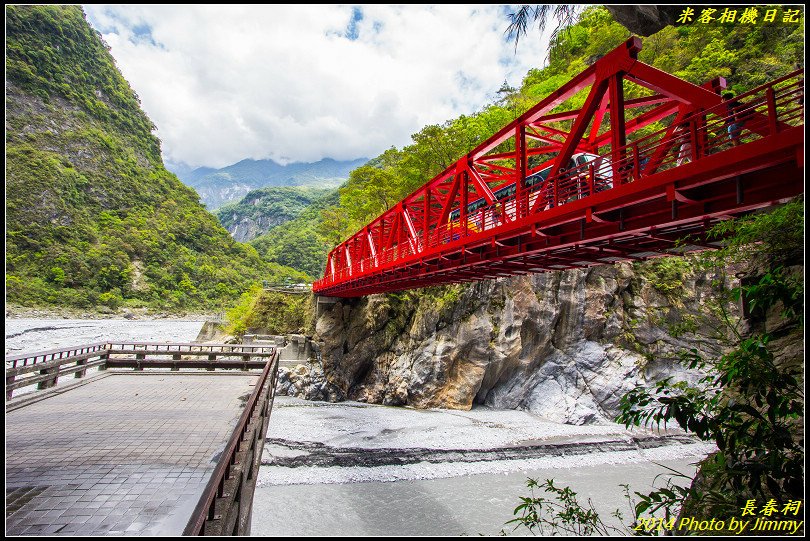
[169,157,366,209]
[215,186,333,243]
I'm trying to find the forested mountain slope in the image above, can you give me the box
[5,5,304,311]
[215,186,332,243]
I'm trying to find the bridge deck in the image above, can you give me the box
[6,371,259,535]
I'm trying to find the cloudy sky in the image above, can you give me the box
[84,5,552,169]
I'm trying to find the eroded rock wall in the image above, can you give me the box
[309,261,731,425]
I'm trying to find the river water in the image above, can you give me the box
[4,318,206,356]
[4,319,714,536]
[252,397,714,536]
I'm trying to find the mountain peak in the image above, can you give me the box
[169,156,367,209]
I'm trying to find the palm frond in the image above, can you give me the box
[505,4,582,52]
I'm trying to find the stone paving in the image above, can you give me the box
[5,372,259,535]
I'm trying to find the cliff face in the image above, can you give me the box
[224,213,287,243]
[215,187,332,243]
[308,261,730,425]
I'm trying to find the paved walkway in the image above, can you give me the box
[5,372,258,535]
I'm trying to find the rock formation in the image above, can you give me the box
[278,260,734,425]
[605,6,682,36]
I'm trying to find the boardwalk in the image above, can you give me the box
[5,343,279,536]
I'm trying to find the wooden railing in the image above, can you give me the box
[184,353,279,535]
[5,342,278,400]
[5,341,280,536]
[6,343,110,400]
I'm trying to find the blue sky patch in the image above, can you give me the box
[345,7,363,40]
[131,23,158,46]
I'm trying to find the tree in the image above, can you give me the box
[505,5,582,49]
[508,200,804,535]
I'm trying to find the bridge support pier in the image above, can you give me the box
[315,295,341,317]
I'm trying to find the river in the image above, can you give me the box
[4,318,714,536]
[4,318,207,356]
[251,397,714,536]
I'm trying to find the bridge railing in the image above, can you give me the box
[5,342,109,368]
[5,342,278,400]
[619,69,804,182]
[184,349,279,535]
[5,343,111,399]
[105,341,277,356]
[316,69,803,287]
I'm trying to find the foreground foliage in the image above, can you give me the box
[508,199,804,536]
[617,200,804,532]
[505,478,625,536]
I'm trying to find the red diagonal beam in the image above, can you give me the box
[402,203,422,253]
[588,92,610,145]
[533,77,610,212]
[592,101,678,147]
[437,172,460,228]
[466,160,497,204]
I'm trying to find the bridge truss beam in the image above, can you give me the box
[314,37,804,297]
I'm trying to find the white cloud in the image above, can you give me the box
[83,5,551,168]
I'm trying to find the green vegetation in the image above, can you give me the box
[506,478,625,535]
[638,257,693,301]
[619,199,804,534]
[6,5,303,312]
[225,288,313,336]
[215,186,332,241]
[250,190,339,278]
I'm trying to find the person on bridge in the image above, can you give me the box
[723,92,745,147]
[674,122,692,166]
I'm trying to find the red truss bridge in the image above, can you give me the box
[313,38,804,298]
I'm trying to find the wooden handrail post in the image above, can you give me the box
[75,358,87,379]
[38,366,59,390]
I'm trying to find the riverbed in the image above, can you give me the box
[4,318,206,356]
[251,397,714,536]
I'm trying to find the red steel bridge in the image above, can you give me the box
[313,38,804,298]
